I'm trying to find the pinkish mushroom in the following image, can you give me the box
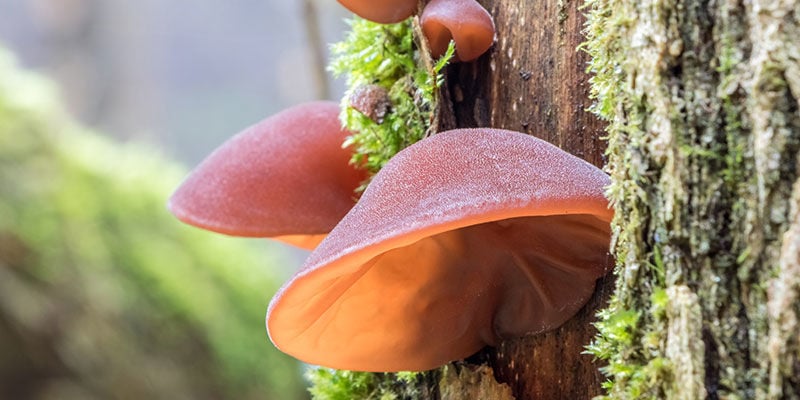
[267,128,613,371]
[337,0,418,24]
[168,101,367,250]
[421,0,495,61]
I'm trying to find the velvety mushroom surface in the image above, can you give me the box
[267,128,613,371]
[168,101,366,249]
[337,0,418,24]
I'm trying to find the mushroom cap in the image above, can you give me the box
[337,0,418,24]
[168,101,367,249]
[421,0,495,61]
[267,128,613,371]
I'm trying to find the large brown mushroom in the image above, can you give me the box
[267,128,613,371]
[168,101,367,249]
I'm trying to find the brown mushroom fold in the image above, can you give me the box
[337,0,418,24]
[421,0,495,61]
[267,128,613,371]
[168,101,367,250]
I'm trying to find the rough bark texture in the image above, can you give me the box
[438,364,514,400]
[583,0,800,398]
[441,0,611,398]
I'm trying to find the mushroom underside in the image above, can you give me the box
[422,20,495,61]
[268,213,611,372]
[420,0,496,61]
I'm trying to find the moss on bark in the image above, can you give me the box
[584,0,800,397]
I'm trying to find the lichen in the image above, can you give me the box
[664,286,706,399]
[767,171,800,398]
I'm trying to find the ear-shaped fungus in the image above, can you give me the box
[421,0,495,61]
[267,128,613,371]
[168,101,367,250]
[337,0,418,24]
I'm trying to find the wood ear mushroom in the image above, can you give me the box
[168,101,366,249]
[267,128,613,371]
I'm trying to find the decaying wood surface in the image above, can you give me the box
[438,0,610,398]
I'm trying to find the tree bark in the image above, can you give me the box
[581,0,800,398]
[441,0,611,398]
[440,0,800,398]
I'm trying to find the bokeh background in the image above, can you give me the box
[0,0,349,164]
[0,1,351,398]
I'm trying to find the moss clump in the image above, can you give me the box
[306,368,433,400]
[329,17,454,185]
[580,1,671,395]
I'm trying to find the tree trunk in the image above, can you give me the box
[581,0,800,398]
[441,0,800,398]
[440,0,610,398]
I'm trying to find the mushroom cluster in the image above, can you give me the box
[266,128,613,371]
[338,0,496,62]
[169,0,613,374]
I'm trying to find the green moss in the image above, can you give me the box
[330,17,454,186]
[581,1,668,396]
[306,368,431,400]
[0,49,305,399]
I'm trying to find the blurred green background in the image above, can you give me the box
[0,0,348,165]
[0,1,352,398]
[0,49,308,399]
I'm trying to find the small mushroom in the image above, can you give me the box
[168,101,367,249]
[267,128,613,371]
[420,0,495,61]
[337,0,418,24]
[348,84,391,124]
